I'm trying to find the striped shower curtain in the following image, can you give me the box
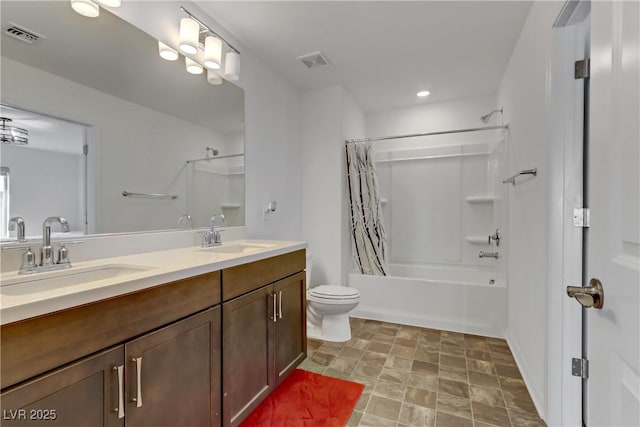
[345,142,388,276]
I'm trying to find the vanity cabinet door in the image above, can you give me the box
[0,346,125,427]
[273,272,307,386]
[222,285,274,427]
[124,307,220,427]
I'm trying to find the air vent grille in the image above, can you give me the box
[297,51,331,69]
[5,23,45,44]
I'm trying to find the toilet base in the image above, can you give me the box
[307,313,352,343]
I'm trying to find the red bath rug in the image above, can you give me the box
[240,369,364,427]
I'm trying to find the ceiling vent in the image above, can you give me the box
[297,51,331,69]
[4,23,45,44]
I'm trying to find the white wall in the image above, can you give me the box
[300,85,365,287]
[1,145,84,237]
[497,1,565,421]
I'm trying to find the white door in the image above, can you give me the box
[586,1,640,425]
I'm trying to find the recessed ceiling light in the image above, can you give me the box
[417,90,430,97]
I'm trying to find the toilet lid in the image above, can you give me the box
[308,285,360,300]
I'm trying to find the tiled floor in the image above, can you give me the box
[299,318,547,427]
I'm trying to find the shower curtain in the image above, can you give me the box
[345,142,388,276]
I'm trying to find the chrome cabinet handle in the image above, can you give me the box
[131,357,143,407]
[113,365,124,419]
[273,293,278,323]
[278,291,283,319]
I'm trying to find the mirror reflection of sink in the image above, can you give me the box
[1,264,152,296]
[198,242,277,254]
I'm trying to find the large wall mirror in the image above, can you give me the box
[0,1,245,241]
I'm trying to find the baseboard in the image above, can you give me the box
[506,332,547,422]
[351,309,505,339]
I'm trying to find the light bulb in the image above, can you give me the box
[70,0,100,18]
[224,51,240,81]
[185,57,203,75]
[207,69,223,85]
[158,41,179,61]
[179,18,199,55]
[204,36,222,70]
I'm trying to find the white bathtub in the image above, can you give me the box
[349,264,507,338]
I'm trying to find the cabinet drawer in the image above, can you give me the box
[222,250,305,301]
[1,272,220,390]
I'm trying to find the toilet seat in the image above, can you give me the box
[307,285,360,302]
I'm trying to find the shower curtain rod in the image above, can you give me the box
[186,153,244,164]
[345,124,508,144]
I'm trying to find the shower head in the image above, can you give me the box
[480,108,503,124]
[206,147,219,157]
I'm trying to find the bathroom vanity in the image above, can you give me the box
[0,241,306,427]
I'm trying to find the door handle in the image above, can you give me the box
[278,291,283,319]
[113,365,124,419]
[130,357,143,407]
[567,278,604,309]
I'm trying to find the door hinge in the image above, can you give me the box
[572,357,589,379]
[83,144,88,155]
[575,58,590,79]
[573,208,590,227]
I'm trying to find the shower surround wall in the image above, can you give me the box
[349,94,508,337]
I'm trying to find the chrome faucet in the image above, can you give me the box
[202,214,225,247]
[41,217,70,267]
[488,229,501,246]
[8,217,26,242]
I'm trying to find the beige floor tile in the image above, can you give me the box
[403,386,437,409]
[341,346,367,360]
[347,410,363,427]
[438,378,470,399]
[323,368,352,380]
[358,413,397,427]
[465,349,493,362]
[310,351,335,366]
[366,395,402,421]
[398,403,435,427]
[507,408,548,427]
[379,367,410,384]
[368,341,393,354]
[329,356,359,372]
[384,355,413,371]
[394,337,418,347]
[414,348,440,364]
[411,360,439,376]
[468,371,500,388]
[436,393,472,419]
[435,411,473,427]
[495,363,522,379]
[373,380,406,401]
[406,372,438,391]
[467,359,496,375]
[472,401,511,426]
[390,344,416,358]
[438,365,469,383]
[440,354,467,370]
[470,384,505,407]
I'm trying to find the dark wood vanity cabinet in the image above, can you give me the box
[0,249,306,427]
[0,346,124,427]
[0,308,221,427]
[221,250,306,427]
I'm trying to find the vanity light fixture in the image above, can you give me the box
[417,90,430,97]
[158,41,179,61]
[204,36,222,70]
[207,69,223,85]
[179,7,241,81]
[70,0,100,18]
[185,57,203,75]
[0,117,28,145]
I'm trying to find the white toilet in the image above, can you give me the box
[306,254,360,342]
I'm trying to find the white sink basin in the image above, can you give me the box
[1,264,151,296]
[198,242,277,254]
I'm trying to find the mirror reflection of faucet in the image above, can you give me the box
[488,229,501,246]
[178,214,193,229]
[8,217,26,242]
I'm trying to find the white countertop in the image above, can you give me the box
[0,240,306,325]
